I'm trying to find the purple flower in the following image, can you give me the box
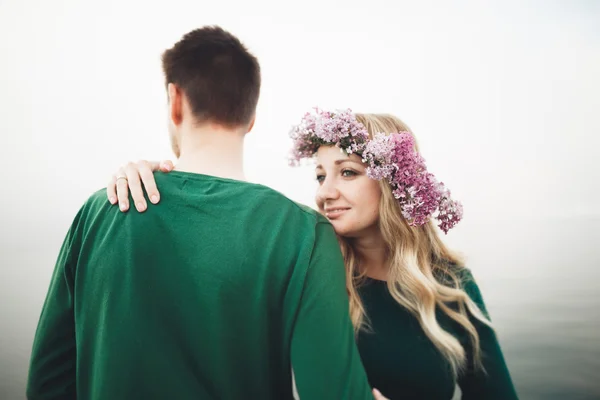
[288,108,368,165]
[363,131,462,233]
[289,109,463,233]
[436,189,463,233]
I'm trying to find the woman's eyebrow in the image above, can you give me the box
[316,159,363,170]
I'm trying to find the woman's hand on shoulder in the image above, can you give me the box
[107,160,174,212]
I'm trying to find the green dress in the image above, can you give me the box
[26,171,373,400]
[356,268,519,399]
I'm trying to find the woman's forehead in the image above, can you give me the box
[316,146,363,166]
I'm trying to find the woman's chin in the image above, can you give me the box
[330,221,358,237]
[330,219,379,240]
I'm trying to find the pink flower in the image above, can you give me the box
[362,132,462,232]
[288,108,368,165]
[289,109,463,233]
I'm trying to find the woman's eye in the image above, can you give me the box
[316,174,325,183]
[341,169,357,178]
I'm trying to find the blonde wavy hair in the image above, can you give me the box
[340,113,492,377]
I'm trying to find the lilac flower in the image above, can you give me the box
[437,189,463,233]
[289,108,463,233]
[362,131,463,232]
[288,108,368,165]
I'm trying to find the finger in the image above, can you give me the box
[372,389,388,400]
[137,160,161,204]
[159,159,174,172]
[115,167,130,212]
[107,175,118,205]
[125,162,147,213]
[145,160,162,172]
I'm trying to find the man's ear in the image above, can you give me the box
[246,114,256,133]
[167,83,183,126]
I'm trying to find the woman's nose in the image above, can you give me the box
[316,178,341,204]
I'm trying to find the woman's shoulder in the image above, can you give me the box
[435,261,474,286]
[436,261,488,313]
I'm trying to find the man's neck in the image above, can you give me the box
[174,126,246,181]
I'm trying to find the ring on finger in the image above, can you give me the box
[116,175,128,182]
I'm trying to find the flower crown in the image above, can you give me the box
[289,108,463,233]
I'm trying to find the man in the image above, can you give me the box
[27,26,381,399]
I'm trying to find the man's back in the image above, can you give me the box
[27,171,372,399]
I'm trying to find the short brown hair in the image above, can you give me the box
[161,26,261,127]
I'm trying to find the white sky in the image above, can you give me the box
[1,0,598,230]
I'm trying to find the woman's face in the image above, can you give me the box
[314,146,382,238]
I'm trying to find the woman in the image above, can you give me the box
[107,109,518,399]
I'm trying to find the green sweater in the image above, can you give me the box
[356,269,519,400]
[26,171,373,400]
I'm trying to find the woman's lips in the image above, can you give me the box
[325,207,350,219]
